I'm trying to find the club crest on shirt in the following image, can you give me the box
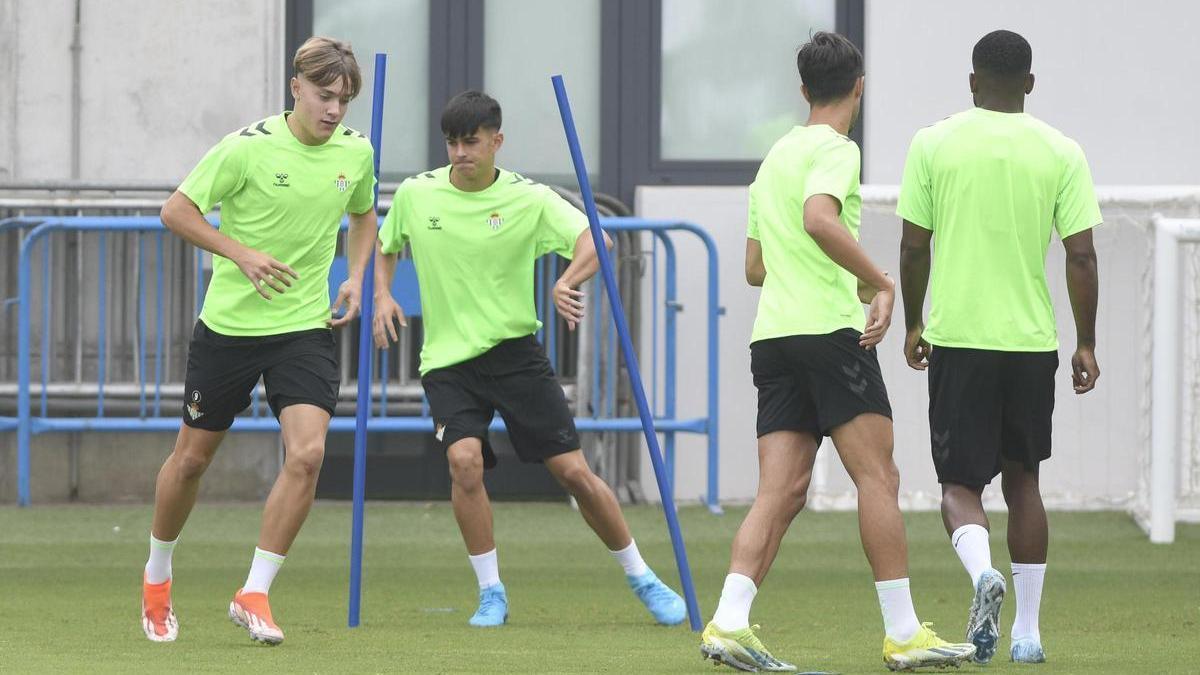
[487,212,503,231]
[335,173,348,193]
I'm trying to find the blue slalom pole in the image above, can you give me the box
[348,52,387,628]
[551,75,703,631]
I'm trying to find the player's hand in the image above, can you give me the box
[860,285,894,350]
[234,247,298,300]
[372,292,407,349]
[904,325,931,371]
[554,279,585,331]
[1071,345,1100,394]
[328,278,361,328]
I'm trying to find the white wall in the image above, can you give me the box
[863,0,1200,185]
[0,0,283,182]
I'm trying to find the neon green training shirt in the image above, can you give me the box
[748,124,865,344]
[179,112,376,336]
[896,107,1102,351]
[379,166,588,374]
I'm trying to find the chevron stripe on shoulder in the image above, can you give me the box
[236,118,274,138]
[507,172,539,186]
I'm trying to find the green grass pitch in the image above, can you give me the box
[1,503,1196,673]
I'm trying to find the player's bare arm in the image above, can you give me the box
[899,220,933,370]
[1063,228,1100,394]
[553,228,613,331]
[803,193,894,349]
[371,243,406,347]
[329,208,379,327]
[745,238,765,287]
[161,190,298,301]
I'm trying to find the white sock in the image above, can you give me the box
[1011,562,1046,641]
[145,534,177,584]
[610,539,650,577]
[875,578,921,643]
[242,547,285,595]
[951,524,993,588]
[468,549,501,589]
[711,573,757,631]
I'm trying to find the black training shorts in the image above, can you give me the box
[421,334,579,469]
[751,328,892,440]
[927,345,1058,488]
[182,320,339,431]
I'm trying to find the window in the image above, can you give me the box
[312,0,429,180]
[288,0,864,203]
[483,0,601,182]
[660,0,837,161]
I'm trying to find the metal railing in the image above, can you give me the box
[3,214,722,508]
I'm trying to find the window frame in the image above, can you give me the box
[286,0,865,202]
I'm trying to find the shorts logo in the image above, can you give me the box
[335,173,348,193]
[932,429,951,464]
[487,212,503,231]
[435,424,445,442]
[841,362,868,396]
[187,390,205,421]
[428,216,442,230]
[274,172,290,188]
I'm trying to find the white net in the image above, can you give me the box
[802,187,1200,518]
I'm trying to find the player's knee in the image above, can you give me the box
[786,481,810,515]
[554,463,595,496]
[777,482,806,514]
[172,448,214,481]
[1001,466,1040,500]
[757,477,809,518]
[853,461,900,496]
[284,443,325,480]
[447,445,484,487]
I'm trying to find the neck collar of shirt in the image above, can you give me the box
[446,165,504,195]
[799,123,846,139]
[280,111,337,149]
[970,106,1028,119]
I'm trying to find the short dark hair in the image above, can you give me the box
[972,30,1032,78]
[441,90,502,139]
[796,31,864,104]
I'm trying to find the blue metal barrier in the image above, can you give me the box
[9,216,722,509]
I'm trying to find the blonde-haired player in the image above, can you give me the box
[141,36,376,646]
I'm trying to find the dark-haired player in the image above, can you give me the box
[700,32,975,672]
[898,29,1101,665]
[373,90,686,629]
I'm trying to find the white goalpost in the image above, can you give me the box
[1146,215,1200,543]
